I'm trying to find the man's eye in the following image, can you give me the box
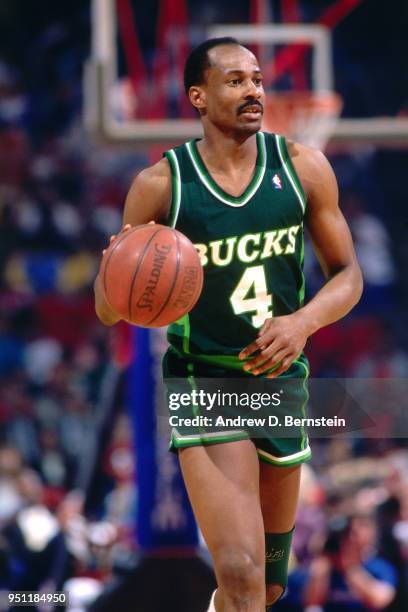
[254,78,263,85]
[229,79,241,86]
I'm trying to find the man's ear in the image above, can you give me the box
[188,86,206,114]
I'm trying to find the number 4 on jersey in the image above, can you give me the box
[229,265,273,328]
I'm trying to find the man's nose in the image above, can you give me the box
[244,80,262,98]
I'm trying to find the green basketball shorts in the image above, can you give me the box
[162,347,312,467]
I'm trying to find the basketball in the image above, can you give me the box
[100,224,203,327]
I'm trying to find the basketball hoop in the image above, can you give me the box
[263,92,343,150]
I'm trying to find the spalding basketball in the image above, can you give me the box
[100,224,203,327]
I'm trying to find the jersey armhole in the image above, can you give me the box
[274,134,307,215]
[163,150,182,228]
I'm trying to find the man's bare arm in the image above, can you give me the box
[122,157,172,226]
[292,142,363,334]
[94,158,172,326]
[240,143,363,376]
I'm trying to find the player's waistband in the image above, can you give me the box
[164,346,310,379]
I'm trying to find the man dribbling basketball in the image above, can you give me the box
[94,38,363,611]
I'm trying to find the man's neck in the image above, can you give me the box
[197,126,259,174]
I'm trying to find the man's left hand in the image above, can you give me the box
[239,313,310,377]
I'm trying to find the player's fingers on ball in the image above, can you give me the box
[109,234,117,243]
[123,224,132,231]
[148,220,156,225]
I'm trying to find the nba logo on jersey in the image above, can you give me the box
[272,173,282,189]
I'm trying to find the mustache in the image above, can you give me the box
[237,100,264,114]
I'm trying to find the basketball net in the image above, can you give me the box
[263,92,343,150]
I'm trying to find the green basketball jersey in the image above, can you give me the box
[164,131,307,371]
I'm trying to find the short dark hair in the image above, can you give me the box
[183,37,241,94]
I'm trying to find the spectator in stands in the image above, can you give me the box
[303,513,397,610]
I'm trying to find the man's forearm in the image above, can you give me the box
[295,264,363,336]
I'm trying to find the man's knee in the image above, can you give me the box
[216,547,264,595]
[265,583,284,607]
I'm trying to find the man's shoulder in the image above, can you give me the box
[124,157,172,224]
[262,130,332,188]
[137,156,171,186]
[287,139,329,174]
[283,138,337,203]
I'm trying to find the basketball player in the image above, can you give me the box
[94,38,363,611]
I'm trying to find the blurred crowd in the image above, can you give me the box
[0,0,407,610]
[0,3,144,607]
[275,449,408,611]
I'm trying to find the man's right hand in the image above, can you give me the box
[102,223,133,256]
[94,224,134,326]
[94,222,157,326]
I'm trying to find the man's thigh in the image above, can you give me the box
[178,439,265,564]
